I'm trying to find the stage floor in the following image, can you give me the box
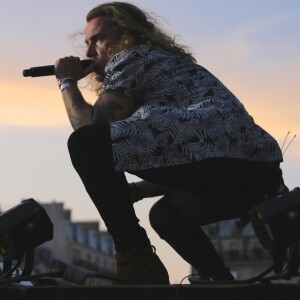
[1,282,300,300]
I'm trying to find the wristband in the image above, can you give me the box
[58,77,77,91]
[59,82,73,91]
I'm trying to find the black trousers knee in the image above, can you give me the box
[67,124,150,251]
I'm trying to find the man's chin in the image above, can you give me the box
[93,64,105,82]
[95,73,104,82]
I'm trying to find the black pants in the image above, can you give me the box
[68,124,283,278]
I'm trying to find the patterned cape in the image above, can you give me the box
[101,45,283,171]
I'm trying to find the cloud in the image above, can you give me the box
[194,11,299,67]
[0,79,95,127]
[234,11,299,38]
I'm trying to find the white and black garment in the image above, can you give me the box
[102,45,282,172]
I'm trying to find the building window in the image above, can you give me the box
[227,241,241,260]
[95,256,102,269]
[73,248,81,259]
[86,253,92,262]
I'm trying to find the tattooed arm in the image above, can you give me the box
[61,84,93,130]
[92,92,137,124]
[56,56,137,129]
[62,83,136,129]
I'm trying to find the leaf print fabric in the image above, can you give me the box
[102,45,283,171]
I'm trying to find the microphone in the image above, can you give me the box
[22,60,94,77]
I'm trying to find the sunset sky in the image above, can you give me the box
[0,0,299,283]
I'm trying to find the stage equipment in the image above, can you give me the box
[0,199,53,279]
[250,187,300,278]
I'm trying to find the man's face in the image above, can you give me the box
[84,16,119,81]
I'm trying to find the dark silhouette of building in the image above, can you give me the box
[34,201,116,283]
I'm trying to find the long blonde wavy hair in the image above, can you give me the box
[86,2,196,92]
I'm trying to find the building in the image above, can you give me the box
[34,201,116,283]
[200,219,273,280]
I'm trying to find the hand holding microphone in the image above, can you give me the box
[23,58,94,78]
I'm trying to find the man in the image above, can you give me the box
[55,2,284,284]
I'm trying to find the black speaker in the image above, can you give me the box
[0,198,53,259]
[249,187,300,273]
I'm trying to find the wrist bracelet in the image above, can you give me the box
[59,82,73,91]
[58,77,77,91]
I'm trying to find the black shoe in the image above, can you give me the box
[188,275,214,284]
[115,246,170,285]
[188,273,235,284]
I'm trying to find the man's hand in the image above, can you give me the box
[55,56,96,80]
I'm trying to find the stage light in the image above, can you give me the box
[0,199,53,278]
[249,187,300,276]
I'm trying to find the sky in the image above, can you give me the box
[0,0,299,284]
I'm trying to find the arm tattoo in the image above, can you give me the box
[66,107,87,130]
[64,90,93,130]
[92,98,124,124]
[72,90,90,112]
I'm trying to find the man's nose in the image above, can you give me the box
[86,43,98,58]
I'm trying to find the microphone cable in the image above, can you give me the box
[0,260,133,286]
